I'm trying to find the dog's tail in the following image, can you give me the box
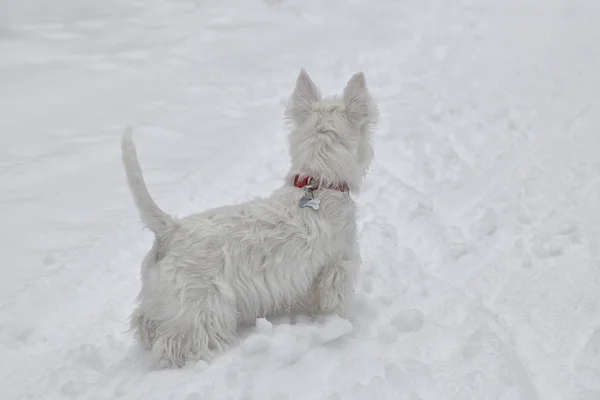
[121,127,177,241]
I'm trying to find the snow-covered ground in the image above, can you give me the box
[2,0,600,398]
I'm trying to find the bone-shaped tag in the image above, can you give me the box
[299,195,320,210]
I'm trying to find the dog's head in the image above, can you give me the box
[285,69,378,193]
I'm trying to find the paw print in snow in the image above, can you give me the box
[530,221,581,259]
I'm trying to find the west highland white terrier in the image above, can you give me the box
[121,69,378,368]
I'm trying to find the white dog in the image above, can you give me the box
[121,69,378,368]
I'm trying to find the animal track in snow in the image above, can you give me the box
[471,208,499,238]
[530,221,582,259]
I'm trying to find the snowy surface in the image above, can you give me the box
[2,0,600,399]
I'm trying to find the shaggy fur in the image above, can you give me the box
[121,69,378,368]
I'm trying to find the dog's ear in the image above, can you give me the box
[287,69,321,124]
[343,71,371,126]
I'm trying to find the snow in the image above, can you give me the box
[1,0,600,398]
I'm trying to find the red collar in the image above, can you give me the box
[293,175,349,193]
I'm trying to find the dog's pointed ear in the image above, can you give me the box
[343,71,371,126]
[287,69,321,124]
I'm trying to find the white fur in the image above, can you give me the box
[121,69,378,368]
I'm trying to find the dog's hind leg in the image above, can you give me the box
[149,280,238,368]
[197,279,239,355]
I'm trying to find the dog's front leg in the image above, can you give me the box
[312,257,357,318]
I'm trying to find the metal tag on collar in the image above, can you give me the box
[299,195,320,210]
[298,177,320,210]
